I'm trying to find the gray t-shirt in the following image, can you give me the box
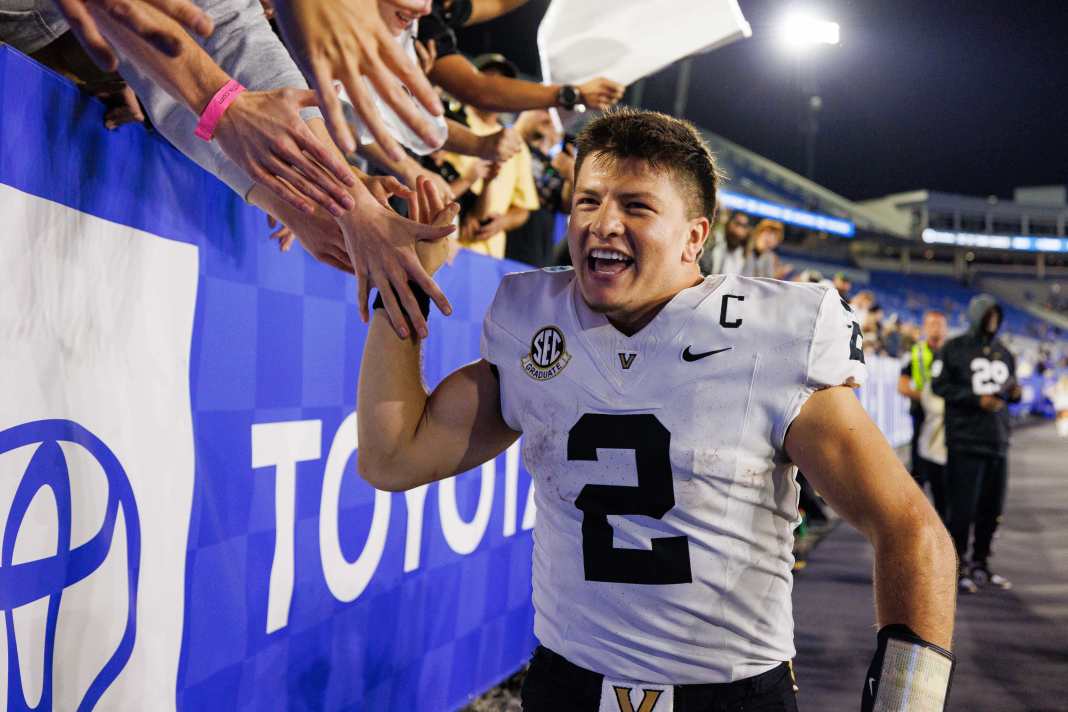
[1,0,321,198]
[116,0,321,198]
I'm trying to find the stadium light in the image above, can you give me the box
[778,12,841,49]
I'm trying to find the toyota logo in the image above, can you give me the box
[0,420,141,711]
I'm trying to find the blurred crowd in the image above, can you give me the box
[1,0,623,338]
[4,0,1067,375]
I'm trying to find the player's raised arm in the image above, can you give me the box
[784,385,958,710]
[356,178,519,492]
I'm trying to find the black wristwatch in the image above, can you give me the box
[557,84,581,111]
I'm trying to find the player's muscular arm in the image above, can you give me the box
[356,179,519,492]
[785,386,957,649]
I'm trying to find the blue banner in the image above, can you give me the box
[0,47,535,712]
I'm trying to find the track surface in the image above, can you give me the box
[792,423,1068,711]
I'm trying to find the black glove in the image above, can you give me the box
[861,624,954,711]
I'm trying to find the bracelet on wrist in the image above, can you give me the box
[195,79,246,141]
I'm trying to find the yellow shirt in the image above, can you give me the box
[448,112,539,258]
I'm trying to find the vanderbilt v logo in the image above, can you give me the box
[618,352,637,370]
[613,687,663,712]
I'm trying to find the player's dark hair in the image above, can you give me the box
[574,107,720,221]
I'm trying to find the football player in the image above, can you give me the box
[357,109,958,711]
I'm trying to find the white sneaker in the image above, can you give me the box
[958,571,978,594]
[972,564,1012,590]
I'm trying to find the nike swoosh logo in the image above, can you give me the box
[868,677,876,697]
[682,346,732,362]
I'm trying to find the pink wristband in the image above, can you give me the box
[195,79,246,141]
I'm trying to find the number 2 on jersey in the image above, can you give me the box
[568,413,693,585]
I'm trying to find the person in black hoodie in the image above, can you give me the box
[932,293,1021,594]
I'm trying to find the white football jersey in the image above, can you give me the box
[480,269,866,684]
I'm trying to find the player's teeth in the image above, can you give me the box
[591,249,628,261]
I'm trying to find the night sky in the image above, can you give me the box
[458,0,1068,201]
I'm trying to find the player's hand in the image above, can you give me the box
[214,88,358,217]
[477,127,523,163]
[979,394,1005,412]
[271,0,444,160]
[55,0,213,72]
[577,77,625,110]
[410,175,460,276]
[340,187,456,339]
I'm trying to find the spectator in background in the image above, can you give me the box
[451,55,539,258]
[103,0,451,338]
[748,219,790,279]
[418,0,625,114]
[933,294,1021,594]
[338,0,521,202]
[850,290,874,326]
[898,310,949,518]
[422,151,493,203]
[271,0,445,161]
[1047,374,1068,438]
[334,0,451,157]
[917,374,949,520]
[0,0,374,214]
[882,315,903,357]
[899,320,921,355]
[505,110,575,267]
[701,210,751,275]
[19,25,146,130]
[794,269,825,285]
[833,272,853,299]
[863,303,885,354]
[43,0,213,73]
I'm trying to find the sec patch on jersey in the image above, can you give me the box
[522,325,572,380]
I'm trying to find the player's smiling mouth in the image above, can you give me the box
[586,247,634,277]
